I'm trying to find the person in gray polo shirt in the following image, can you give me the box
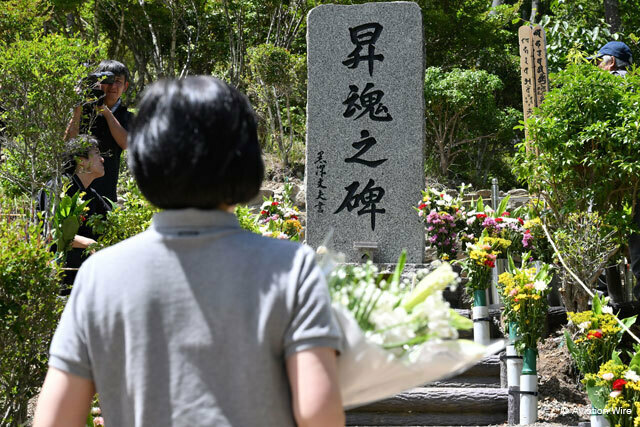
[33,77,345,427]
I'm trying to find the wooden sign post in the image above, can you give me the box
[518,25,548,152]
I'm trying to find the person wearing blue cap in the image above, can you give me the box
[593,40,633,76]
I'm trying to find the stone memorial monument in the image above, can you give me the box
[305,2,425,263]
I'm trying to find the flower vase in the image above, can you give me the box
[506,321,522,387]
[590,406,609,427]
[472,289,490,346]
[520,347,538,425]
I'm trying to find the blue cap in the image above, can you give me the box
[595,41,633,64]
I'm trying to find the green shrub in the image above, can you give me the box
[515,63,640,239]
[0,33,98,205]
[86,177,159,250]
[0,205,63,426]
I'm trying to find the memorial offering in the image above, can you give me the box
[318,249,503,408]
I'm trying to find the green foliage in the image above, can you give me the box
[48,181,91,256]
[0,205,63,426]
[553,212,619,313]
[0,0,50,42]
[540,14,618,73]
[235,205,260,233]
[0,33,98,204]
[86,177,158,251]
[423,67,521,185]
[247,43,306,169]
[515,64,640,239]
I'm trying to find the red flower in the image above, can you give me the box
[612,379,627,391]
[484,260,495,268]
[291,215,298,220]
[418,203,427,210]
[518,217,525,225]
[587,330,603,339]
[271,201,279,206]
[502,211,510,216]
[495,217,503,223]
[260,210,268,215]
[80,216,87,222]
[476,213,487,219]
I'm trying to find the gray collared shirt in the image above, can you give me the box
[49,209,342,426]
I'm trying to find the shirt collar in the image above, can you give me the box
[152,209,240,235]
[110,99,121,113]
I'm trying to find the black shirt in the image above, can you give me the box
[39,175,112,287]
[81,103,133,203]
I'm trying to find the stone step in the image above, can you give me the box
[430,354,501,388]
[346,387,508,426]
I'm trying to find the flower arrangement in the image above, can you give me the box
[565,295,637,376]
[497,254,553,353]
[583,348,640,427]
[459,231,511,294]
[257,196,303,241]
[416,186,468,261]
[328,252,472,355]
[319,249,502,407]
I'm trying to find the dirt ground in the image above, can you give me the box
[491,331,590,427]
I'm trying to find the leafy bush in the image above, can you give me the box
[553,212,619,312]
[86,177,158,250]
[0,34,98,204]
[0,205,63,426]
[515,64,640,240]
[423,67,520,186]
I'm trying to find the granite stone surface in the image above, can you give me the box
[305,2,425,263]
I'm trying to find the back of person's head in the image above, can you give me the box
[128,76,264,209]
[95,59,131,83]
[63,135,100,176]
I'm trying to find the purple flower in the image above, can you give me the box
[429,235,438,243]
[522,231,533,248]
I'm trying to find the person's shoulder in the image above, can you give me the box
[83,229,151,267]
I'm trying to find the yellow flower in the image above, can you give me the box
[513,304,520,312]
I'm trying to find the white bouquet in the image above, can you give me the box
[320,249,504,409]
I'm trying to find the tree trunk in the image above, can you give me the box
[530,0,540,23]
[604,0,621,33]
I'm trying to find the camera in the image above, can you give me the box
[79,71,115,106]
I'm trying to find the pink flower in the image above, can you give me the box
[509,289,518,297]
[93,417,105,426]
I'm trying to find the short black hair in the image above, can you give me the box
[128,76,264,209]
[63,135,100,176]
[95,60,130,83]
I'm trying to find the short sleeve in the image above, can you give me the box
[48,265,93,380]
[283,246,343,357]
